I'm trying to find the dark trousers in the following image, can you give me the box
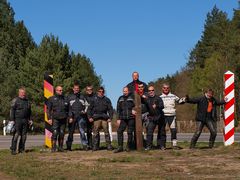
[87,119,98,148]
[157,119,166,148]
[66,119,77,148]
[117,118,135,148]
[165,116,177,141]
[146,119,158,148]
[190,119,217,148]
[52,119,67,149]
[11,119,28,152]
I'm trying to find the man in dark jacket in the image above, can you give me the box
[186,89,226,149]
[10,87,32,155]
[66,84,88,151]
[144,85,165,150]
[87,87,114,151]
[84,85,98,149]
[47,86,69,152]
[114,87,136,153]
[127,71,147,95]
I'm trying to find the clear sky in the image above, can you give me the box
[8,0,238,107]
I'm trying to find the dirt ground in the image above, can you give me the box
[0,143,240,179]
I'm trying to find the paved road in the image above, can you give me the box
[1,133,239,150]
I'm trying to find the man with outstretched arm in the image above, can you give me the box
[160,83,185,149]
[185,89,226,149]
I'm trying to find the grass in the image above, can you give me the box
[0,142,240,179]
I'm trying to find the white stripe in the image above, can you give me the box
[224,120,234,134]
[225,76,234,89]
[225,105,234,119]
[225,90,234,100]
[224,135,234,146]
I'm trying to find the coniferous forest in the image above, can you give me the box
[1,1,240,132]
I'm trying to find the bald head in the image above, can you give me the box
[132,72,139,81]
[55,86,63,95]
[18,87,26,99]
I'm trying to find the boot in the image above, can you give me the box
[65,141,72,151]
[58,138,64,152]
[51,140,57,152]
[114,147,123,153]
[190,140,196,149]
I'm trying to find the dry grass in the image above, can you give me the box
[0,142,240,179]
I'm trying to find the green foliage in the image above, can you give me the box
[0,1,102,132]
[152,6,240,125]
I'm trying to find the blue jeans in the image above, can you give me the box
[77,117,88,146]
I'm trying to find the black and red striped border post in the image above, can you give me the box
[44,73,53,148]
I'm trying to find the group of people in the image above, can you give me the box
[9,71,227,155]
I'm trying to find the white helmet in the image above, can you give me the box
[6,121,15,134]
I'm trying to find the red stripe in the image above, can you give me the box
[45,129,52,139]
[225,74,233,81]
[44,105,48,113]
[44,80,53,93]
[224,128,234,141]
[224,83,234,96]
[224,98,235,111]
[224,113,234,126]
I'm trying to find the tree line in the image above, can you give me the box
[1,1,239,132]
[151,6,240,127]
[0,0,102,131]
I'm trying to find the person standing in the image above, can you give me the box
[66,83,88,151]
[10,87,32,155]
[160,83,184,149]
[84,85,97,149]
[127,71,147,94]
[144,85,164,150]
[47,86,69,152]
[87,87,114,151]
[114,87,136,153]
[186,89,226,149]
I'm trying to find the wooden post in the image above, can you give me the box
[134,92,143,150]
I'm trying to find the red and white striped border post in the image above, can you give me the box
[224,71,235,146]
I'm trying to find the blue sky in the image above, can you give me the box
[9,0,237,107]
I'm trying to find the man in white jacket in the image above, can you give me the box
[160,83,185,149]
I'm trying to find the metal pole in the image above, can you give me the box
[3,120,6,136]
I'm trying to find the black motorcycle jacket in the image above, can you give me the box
[10,97,31,121]
[117,94,135,120]
[68,93,86,118]
[47,95,69,120]
[88,95,113,120]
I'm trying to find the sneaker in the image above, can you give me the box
[145,146,152,151]
[114,147,123,153]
